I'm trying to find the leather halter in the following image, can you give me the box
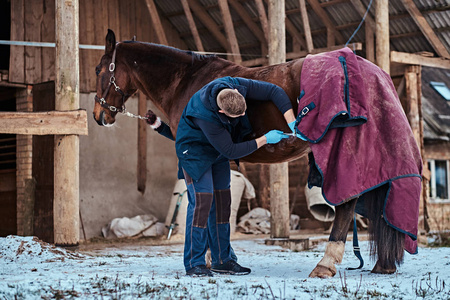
[94,43,131,113]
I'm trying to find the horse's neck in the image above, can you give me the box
[121,42,302,123]
[122,43,235,119]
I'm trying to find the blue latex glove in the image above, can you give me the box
[288,120,296,134]
[264,130,290,144]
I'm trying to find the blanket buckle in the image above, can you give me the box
[301,106,310,116]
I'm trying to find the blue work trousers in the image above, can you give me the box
[183,156,233,271]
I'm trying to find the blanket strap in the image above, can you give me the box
[295,102,316,129]
[347,213,364,270]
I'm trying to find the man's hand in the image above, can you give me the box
[264,130,290,144]
[145,109,161,129]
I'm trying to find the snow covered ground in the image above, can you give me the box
[0,235,449,299]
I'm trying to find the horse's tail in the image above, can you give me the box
[364,183,405,269]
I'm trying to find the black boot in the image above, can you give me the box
[186,265,213,277]
[211,260,251,275]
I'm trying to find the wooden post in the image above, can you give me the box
[405,67,420,144]
[258,165,270,209]
[137,92,147,193]
[405,66,428,232]
[365,24,375,63]
[375,0,390,73]
[349,0,376,62]
[268,0,290,238]
[54,0,80,246]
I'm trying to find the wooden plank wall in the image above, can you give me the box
[9,0,187,92]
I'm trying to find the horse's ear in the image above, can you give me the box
[105,29,116,55]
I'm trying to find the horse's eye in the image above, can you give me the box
[95,67,101,76]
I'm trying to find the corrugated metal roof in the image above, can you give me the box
[421,66,450,140]
[151,0,449,59]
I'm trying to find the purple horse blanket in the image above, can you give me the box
[296,47,422,254]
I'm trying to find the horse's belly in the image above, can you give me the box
[241,138,310,164]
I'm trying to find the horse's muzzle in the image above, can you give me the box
[93,110,106,126]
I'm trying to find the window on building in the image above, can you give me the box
[428,159,449,201]
[430,81,450,101]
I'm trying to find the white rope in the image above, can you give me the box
[0,40,104,50]
[0,40,263,56]
[122,111,148,120]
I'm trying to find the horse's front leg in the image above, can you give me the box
[309,198,357,278]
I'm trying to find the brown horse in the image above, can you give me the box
[93,29,405,278]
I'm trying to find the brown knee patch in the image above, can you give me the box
[214,189,231,224]
[193,192,213,228]
[182,169,193,185]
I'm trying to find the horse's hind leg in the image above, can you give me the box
[364,184,404,274]
[309,198,357,278]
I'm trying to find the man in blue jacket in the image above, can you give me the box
[147,77,297,277]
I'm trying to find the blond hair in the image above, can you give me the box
[216,89,247,116]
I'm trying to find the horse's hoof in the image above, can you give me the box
[371,261,396,274]
[309,264,337,278]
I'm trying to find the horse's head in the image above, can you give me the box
[93,29,137,126]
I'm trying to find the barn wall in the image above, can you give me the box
[9,0,188,92]
[79,93,178,239]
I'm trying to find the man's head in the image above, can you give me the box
[216,89,246,118]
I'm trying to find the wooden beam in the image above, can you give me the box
[349,0,375,61]
[218,0,242,63]
[0,111,88,135]
[286,18,307,50]
[320,0,350,7]
[180,0,205,51]
[145,0,169,45]
[390,51,450,69]
[268,0,290,239]
[399,0,449,58]
[349,0,376,31]
[375,0,390,73]
[228,0,268,55]
[288,42,362,58]
[306,0,345,44]
[299,0,314,52]
[241,42,363,67]
[188,0,230,51]
[54,0,80,246]
[255,0,269,43]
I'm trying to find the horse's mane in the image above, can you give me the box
[122,40,215,63]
